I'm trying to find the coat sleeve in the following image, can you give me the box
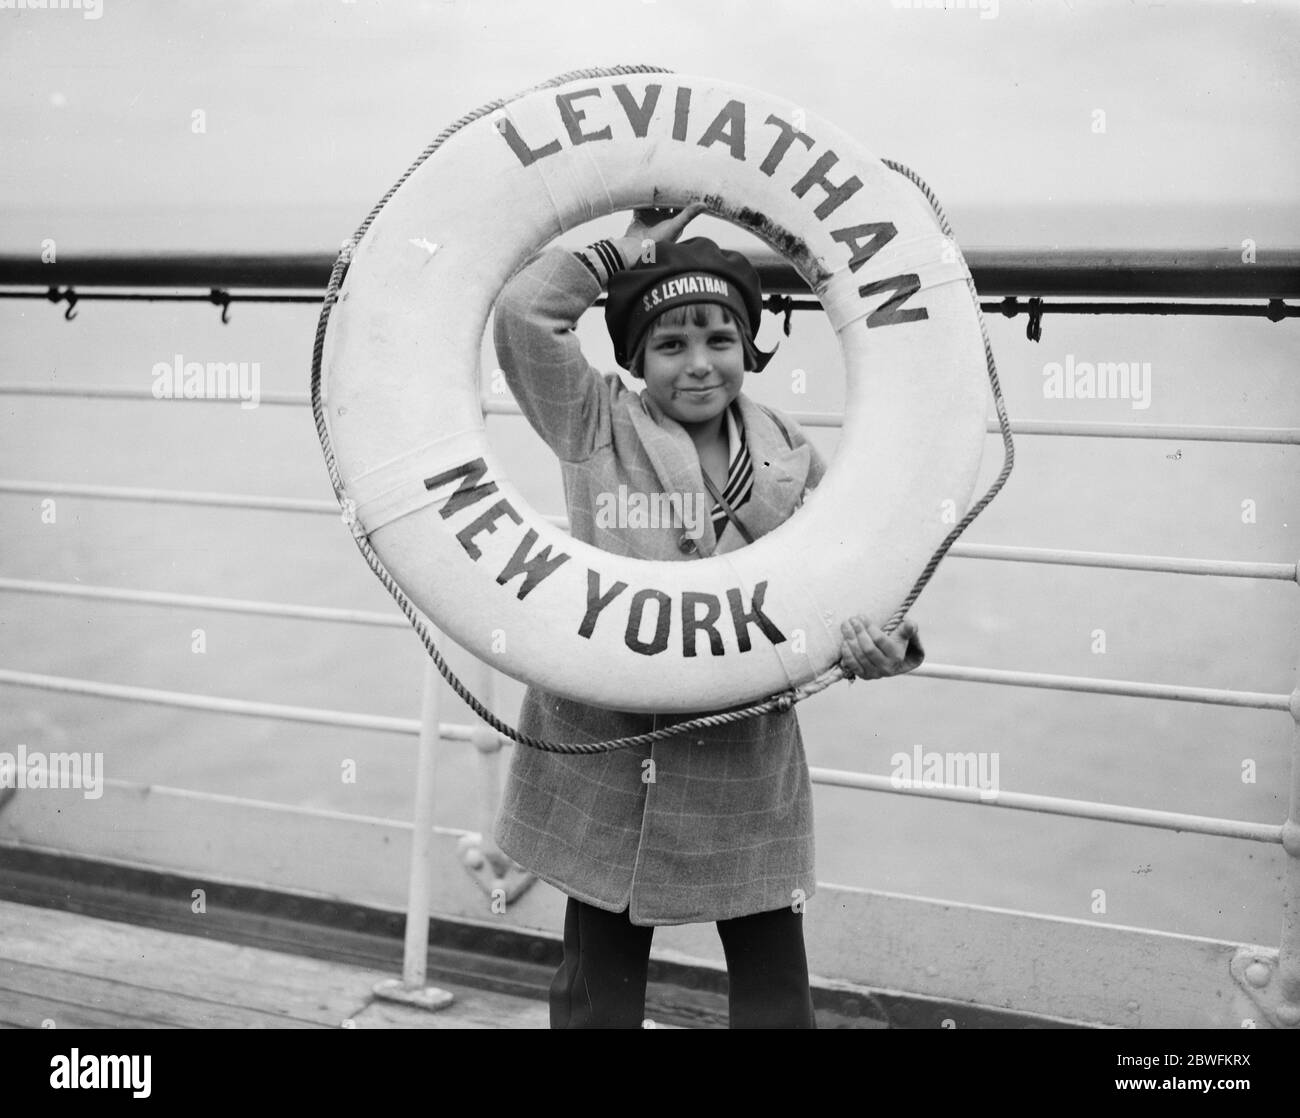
[492,246,615,463]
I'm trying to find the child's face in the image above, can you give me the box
[639,304,746,430]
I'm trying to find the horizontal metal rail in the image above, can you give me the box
[910,664,1289,710]
[86,779,477,837]
[0,667,1284,843]
[0,577,407,628]
[482,397,1300,443]
[1,485,1292,582]
[0,479,332,515]
[950,544,1298,581]
[5,385,1298,445]
[0,384,311,407]
[976,419,1300,444]
[2,248,1298,297]
[0,668,424,736]
[0,612,1285,710]
[807,768,1283,845]
[0,289,322,306]
[761,296,1298,320]
[5,288,1295,326]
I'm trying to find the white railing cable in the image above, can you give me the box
[0,662,1284,843]
[947,544,1297,580]
[3,383,1298,444]
[0,577,407,628]
[1,575,1292,709]
[0,480,332,514]
[0,490,1291,581]
[992,419,1300,444]
[808,767,1284,844]
[0,384,307,406]
[909,664,1291,710]
[0,668,422,735]
[0,594,1288,710]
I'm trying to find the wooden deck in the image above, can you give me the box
[0,900,551,1029]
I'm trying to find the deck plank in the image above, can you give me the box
[0,988,173,1030]
[0,960,325,1029]
[0,900,379,1025]
[0,900,552,1030]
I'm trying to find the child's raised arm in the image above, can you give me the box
[492,205,704,462]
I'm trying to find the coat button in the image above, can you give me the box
[678,537,697,554]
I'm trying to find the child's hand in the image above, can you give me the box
[617,203,707,265]
[839,616,924,680]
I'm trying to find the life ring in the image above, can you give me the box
[319,68,990,714]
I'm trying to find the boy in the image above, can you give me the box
[492,204,923,1028]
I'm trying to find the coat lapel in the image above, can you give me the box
[723,394,813,555]
[626,389,720,554]
[626,389,814,558]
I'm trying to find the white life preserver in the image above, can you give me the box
[320,69,989,714]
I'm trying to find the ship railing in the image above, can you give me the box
[0,247,1297,1027]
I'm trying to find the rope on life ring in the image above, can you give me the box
[310,65,1014,755]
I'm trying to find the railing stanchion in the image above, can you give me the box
[472,659,503,835]
[404,653,441,985]
[1280,677,1300,1017]
[371,650,454,1012]
[455,657,536,902]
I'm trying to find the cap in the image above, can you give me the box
[604,237,776,373]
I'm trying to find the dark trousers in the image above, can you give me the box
[549,896,817,1029]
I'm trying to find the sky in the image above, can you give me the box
[1,0,1297,252]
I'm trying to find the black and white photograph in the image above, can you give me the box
[0,0,1296,1083]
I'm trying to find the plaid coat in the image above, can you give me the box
[491,247,827,926]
